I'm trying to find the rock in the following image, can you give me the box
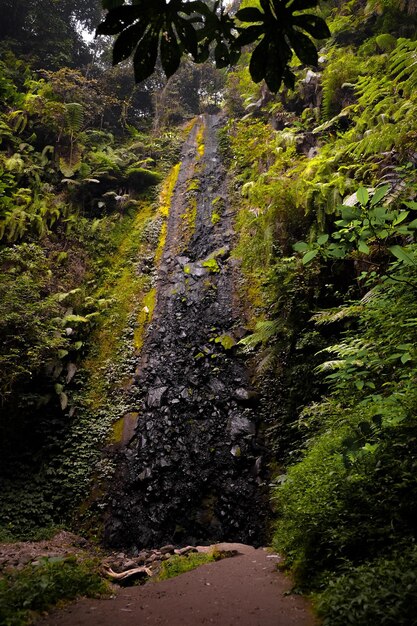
[175,546,198,556]
[159,544,175,555]
[146,553,160,564]
[228,415,255,439]
[233,388,259,404]
[147,386,168,407]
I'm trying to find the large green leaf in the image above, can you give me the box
[249,36,269,83]
[389,245,415,265]
[235,7,264,22]
[113,21,148,65]
[160,25,182,78]
[370,184,390,206]
[356,187,369,206]
[133,26,160,83]
[303,249,319,264]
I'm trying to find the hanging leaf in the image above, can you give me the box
[113,21,148,65]
[98,0,330,91]
[389,245,415,265]
[249,37,269,83]
[356,187,369,206]
[286,30,318,65]
[133,26,160,83]
[160,25,182,78]
[235,7,264,22]
[292,14,331,39]
[303,249,319,264]
[358,240,370,255]
[370,184,390,206]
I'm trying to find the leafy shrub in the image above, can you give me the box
[0,557,107,626]
[316,547,417,625]
[0,243,67,401]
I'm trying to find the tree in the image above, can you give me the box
[0,0,102,69]
[97,0,330,93]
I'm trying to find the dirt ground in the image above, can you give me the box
[0,531,92,571]
[37,544,317,626]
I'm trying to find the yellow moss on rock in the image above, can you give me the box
[159,163,180,217]
[196,123,205,158]
[134,288,156,352]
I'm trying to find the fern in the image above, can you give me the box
[389,38,417,96]
[65,103,84,134]
[238,320,280,352]
[311,304,364,325]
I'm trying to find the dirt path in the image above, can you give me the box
[38,545,316,626]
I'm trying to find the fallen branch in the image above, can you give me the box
[103,566,153,581]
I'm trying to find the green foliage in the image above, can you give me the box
[0,557,107,626]
[272,256,417,613]
[316,547,417,626]
[224,5,417,624]
[202,257,220,273]
[98,0,330,92]
[0,244,68,402]
[321,49,359,119]
[294,185,417,267]
[155,552,215,581]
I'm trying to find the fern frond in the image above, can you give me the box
[255,350,277,376]
[315,359,345,373]
[238,320,280,352]
[389,39,417,96]
[311,304,364,325]
[65,103,84,133]
[360,289,378,304]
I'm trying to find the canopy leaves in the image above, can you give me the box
[97,0,330,91]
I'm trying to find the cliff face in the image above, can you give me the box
[105,115,269,550]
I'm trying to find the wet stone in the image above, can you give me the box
[104,115,267,551]
[147,386,168,407]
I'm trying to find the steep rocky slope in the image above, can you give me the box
[105,115,269,550]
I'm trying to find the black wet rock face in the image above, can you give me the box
[105,116,269,551]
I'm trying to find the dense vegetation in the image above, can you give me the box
[0,4,205,539]
[220,0,417,623]
[2,0,417,623]
[0,556,107,626]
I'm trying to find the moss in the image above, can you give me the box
[111,412,139,445]
[83,204,155,410]
[211,211,221,225]
[187,178,200,192]
[155,161,181,261]
[125,166,163,190]
[202,258,220,273]
[155,222,167,265]
[214,334,236,350]
[196,122,205,158]
[180,196,197,243]
[134,288,156,352]
[159,162,181,218]
[154,552,215,582]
